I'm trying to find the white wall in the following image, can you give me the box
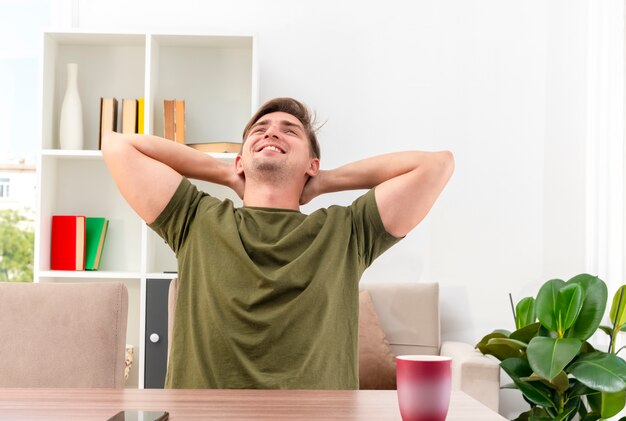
[76,0,599,416]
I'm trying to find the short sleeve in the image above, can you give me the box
[148,177,220,254]
[350,189,403,268]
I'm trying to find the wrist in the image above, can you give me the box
[214,160,234,187]
[318,169,341,194]
[314,169,329,195]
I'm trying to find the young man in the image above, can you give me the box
[102,97,454,389]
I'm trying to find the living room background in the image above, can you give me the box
[12,0,626,418]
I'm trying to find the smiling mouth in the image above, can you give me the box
[256,145,285,154]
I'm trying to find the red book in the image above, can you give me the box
[50,215,86,270]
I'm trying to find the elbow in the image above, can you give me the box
[420,150,455,188]
[435,150,455,179]
[101,131,127,161]
[100,131,116,155]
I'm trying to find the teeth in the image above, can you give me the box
[262,145,282,153]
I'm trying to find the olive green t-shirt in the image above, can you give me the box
[149,178,401,389]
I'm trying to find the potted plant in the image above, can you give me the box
[476,273,626,420]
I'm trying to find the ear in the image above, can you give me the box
[235,154,244,175]
[306,158,320,177]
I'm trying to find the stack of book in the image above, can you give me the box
[51,215,109,271]
[163,99,242,153]
[99,97,144,148]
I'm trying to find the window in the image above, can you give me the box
[0,0,52,163]
[0,178,9,198]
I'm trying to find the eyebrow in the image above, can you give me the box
[251,119,305,133]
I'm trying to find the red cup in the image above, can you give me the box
[396,355,452,421]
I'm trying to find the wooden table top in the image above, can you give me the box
[0,388,506,420]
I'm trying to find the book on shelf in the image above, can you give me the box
[51,215,86,271]
[163,99,175,141]
[121,99,138,134]
[163,99,185,143]
[187,142,242,153]
[99,98,118,149]
[85,217,109,271]
[175,99,185,144]
[137,98,145,134]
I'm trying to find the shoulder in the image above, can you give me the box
[150,178,226,229]
[303,190,377,227]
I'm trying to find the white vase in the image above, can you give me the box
[59,63,84,150]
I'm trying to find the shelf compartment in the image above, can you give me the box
[37,155,142,273]
[42,32,146,151]
[148,34,255,143]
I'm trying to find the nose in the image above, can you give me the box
[264,124,279,138]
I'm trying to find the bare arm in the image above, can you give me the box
[101,132,243,224]
[301,151,454,237]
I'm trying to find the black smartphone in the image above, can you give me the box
[106,411,169,421]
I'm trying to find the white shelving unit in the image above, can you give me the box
[34,30,258,388]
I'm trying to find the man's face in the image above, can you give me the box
[236,112,318,182]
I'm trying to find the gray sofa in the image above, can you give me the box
[364,282,500,412]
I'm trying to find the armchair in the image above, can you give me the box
[0,282,128,388]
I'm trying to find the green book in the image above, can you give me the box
[85,217,109,271]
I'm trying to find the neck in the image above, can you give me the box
[242,179,303,210]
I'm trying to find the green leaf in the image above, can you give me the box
[568,352,626,393]
[516,297,537,329]
[476,331,508,349]
[588,390,626,419]
[536,279,566,332]
[610,286,626,330]
[556,283,583,333]
[599,325,614,336]
[561,396,581,421]
[510,322,541,344]
[550,371,570,393]
[513,409,552,421]
[527,336,582,380]
[526,407,552,421]
[577,399,589,419]
[511,411,531,421]
[566,274,608,341]
[538,324,551,337]
[500,358,555,408]
[478,343,523,361]
[476,332,522,361]
[569,380,599,398]
[580,341,597,355]
[488,337,528,351]
[521,371,569,392]
[554,403,577,421]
